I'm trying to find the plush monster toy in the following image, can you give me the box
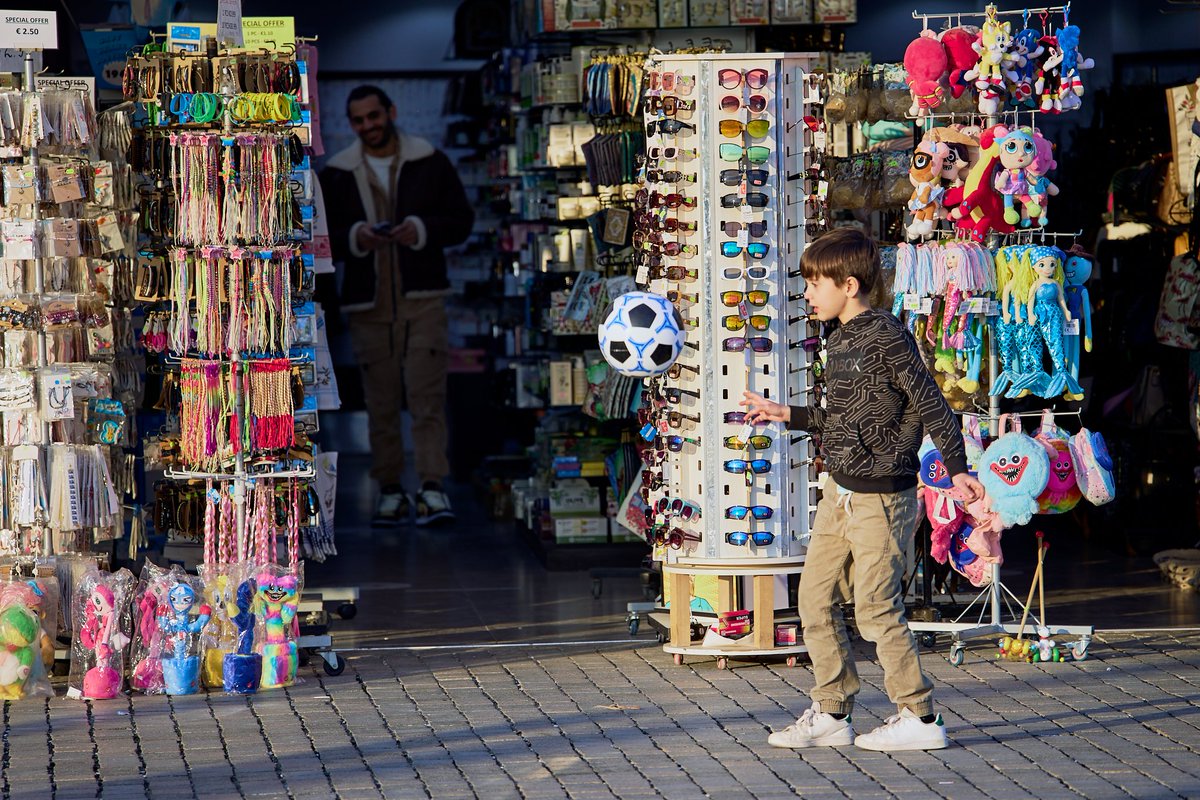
[979,429,1050,527]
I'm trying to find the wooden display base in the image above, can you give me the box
[663,560,806,668]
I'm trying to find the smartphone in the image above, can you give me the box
[371,221,393,234]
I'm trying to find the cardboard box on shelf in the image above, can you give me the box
[549,479,601,517]
[554,516,609,543]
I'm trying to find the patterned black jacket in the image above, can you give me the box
[788,308,968,493]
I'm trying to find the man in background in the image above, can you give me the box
[320,85,474,527]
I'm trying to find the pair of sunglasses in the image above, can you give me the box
[646,146,697,160]
[721,169,769,187]
[725,505,774,520]
[720,119,770,138]
[650,265,698,281]
[667,361,699,379]
[726,531,775,546]
[647,119,695,137]
[645,242,697,257]
[724,435,773,450]
[720,94,767,113]
[655,497,702,521]
[722,314,770,332]
[641,216,696,233]
[723,265,770,281]
[719,144,770,163]
[645,96,695,115]
[721,193,768,208]
[721,220,768,237]
[654,528,701,550]
[721,289,768,306]
[636,189,696,209]
[645,169,696,183]
[718,67,769,90]
[722,336,772,352]
[723,458,771,475]
[720,241,770,258]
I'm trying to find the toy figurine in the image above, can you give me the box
[1062,248,1093,383]
[992,126,1041,227]
[1026,131,1060,228]
[223,578,262,694]
[907,140,948,239]
[1009,24,1044,104]
[903,29,948,118]
[157,580,212,695]
[952,125,1017,242]
[130,586,164,692]
[0,605,37,698]
[200,569,238,689]
[255,571,299,690]
[978,424,1050,528]
[1030,626,1062,662]
[1026,247,1084,398]
[80,584,129,699]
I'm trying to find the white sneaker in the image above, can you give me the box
[854,708,948,752]
[767,702,854,748]
[416,484,455,527]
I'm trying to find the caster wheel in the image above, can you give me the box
[716,657,728,670]
[673,653,684,666]
[336,603,357,620]
[919,633,936,648]
[322,654,346,676]
[656,632,667,644]
[628,619,640,636]
[591,579,602,599]
[1072,642,1088,661]
[786,656,798,668]
[949,647,965,667]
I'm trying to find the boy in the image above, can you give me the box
[740,228,983,752]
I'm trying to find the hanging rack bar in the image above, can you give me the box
[960,409,1081,420]
[911,4,1069,21]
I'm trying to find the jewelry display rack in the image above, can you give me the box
[131,42,352,677]
[898,3,1094,663]
[637,52,821,667]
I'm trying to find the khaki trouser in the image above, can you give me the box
[798,486,934,718]
[348,298,449,486]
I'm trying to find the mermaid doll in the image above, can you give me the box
[1006,246,1050,397]
[1025,246,1083,398]
[990,246,1023,396]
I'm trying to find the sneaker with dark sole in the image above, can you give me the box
[372,487,412,527]
[416,484,455,527]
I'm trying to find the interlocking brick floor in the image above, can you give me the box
[6,632,1200,799]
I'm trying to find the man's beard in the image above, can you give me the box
[365,122,397,148]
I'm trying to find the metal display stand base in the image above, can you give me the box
[908,565,1093,666]
[663,560,806,669]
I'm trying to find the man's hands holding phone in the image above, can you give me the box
[356,219,420,251]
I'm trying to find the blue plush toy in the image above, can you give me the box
[979,430,1050,527]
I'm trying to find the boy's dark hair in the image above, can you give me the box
[799,227,880,296]
[346,85,394,115]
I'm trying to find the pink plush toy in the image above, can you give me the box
[940,27,980,99]
[1026,130,1059,228]
[904,29,948,118]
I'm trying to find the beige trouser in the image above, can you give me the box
[348,298,449,487]
[798,485,934,718]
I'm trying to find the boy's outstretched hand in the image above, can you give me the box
[951,472,985,504]
[740,391,790,426]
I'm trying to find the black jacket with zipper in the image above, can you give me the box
[319,135,474,309]
[789,308,968,493]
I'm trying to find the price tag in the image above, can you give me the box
[817,180,829,199]
[740,422,757,441]
[737,299,749,318]
[218,0,245,46]
[740,205,755,221]
[1064,319,1080,335]
[813,130,827,151]
[902,293,921,311]
[635,264,649,284]
[964,296,989,314]
[736,229,749,248]
[656,419,670,435]
[0,10,58,50]
[919,297,934,314]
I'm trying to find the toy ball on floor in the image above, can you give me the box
[598,292,685,377]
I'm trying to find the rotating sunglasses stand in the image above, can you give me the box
[639,53,824,665]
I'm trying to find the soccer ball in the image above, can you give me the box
[597,292,685,377]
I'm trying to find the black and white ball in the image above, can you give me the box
[597,292,685,377]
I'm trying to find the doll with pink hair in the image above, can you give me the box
[71,567,135,700]
[1025,131,1059,228]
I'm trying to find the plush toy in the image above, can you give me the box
[157,579,211,695]
[1035,35,1064,113]
[1062,248,1094,381]
[1055,22,1094,111]
[130,586,163,692]
[1035,411,1082,514]
[80,583,129,699]
[1069,428,1116,506]
[1025,246,1084,398]
[0,605,37,699]
[1009,26,1045,103]
[223,578,261,694]
[199,568,239,689]
[1024,131,1059,228]
[967,18,1016,89]
[978,426,1051,528]
[907,141,948,239]
[991,126,1040,227]
[904,29,948,117]
[940,27,980,99]
[952,125,1016,242]
[255,571,299,690]
[1030,625,1062,662]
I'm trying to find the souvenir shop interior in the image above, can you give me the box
[0,0,1193,700]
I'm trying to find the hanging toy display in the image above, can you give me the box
[1052,12,1093,112]
[940,26,981,101]
[156,571,212,695]
[978,416,1051,528]
[255,564,300,690]
[991,126,1040,227]
[952,125,1017,242]
[1008,18,1045,104]
[1024,246,1083,399]
[70,567,135,700]
[1062,246,1093,380]
[966,11,1017,115]
[1034,410,1082,514]
[223,574,261,694]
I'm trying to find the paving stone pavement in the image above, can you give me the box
[5,632,1200,799]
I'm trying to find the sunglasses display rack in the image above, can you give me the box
[638,53,824,665]
[0,51,148,561]
[122,41,353,681]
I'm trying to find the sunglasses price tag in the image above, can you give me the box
[740,205,755,221]
[737,299,749,318]
[656,419,670,435]
[813,130,827,151]
[736,228,749,248]
[635,264,649,284]
[817,180,829,198]
[740,422,757,441]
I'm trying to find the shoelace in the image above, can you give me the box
[788,707,820,731]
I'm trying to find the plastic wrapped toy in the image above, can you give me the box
[156,569,211,695]
[129,562,169,693]
[199,563,241,689]
[223,573,261,694]
[0,582,53,699]
[254,564,301,690]
[69,566,135,700]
